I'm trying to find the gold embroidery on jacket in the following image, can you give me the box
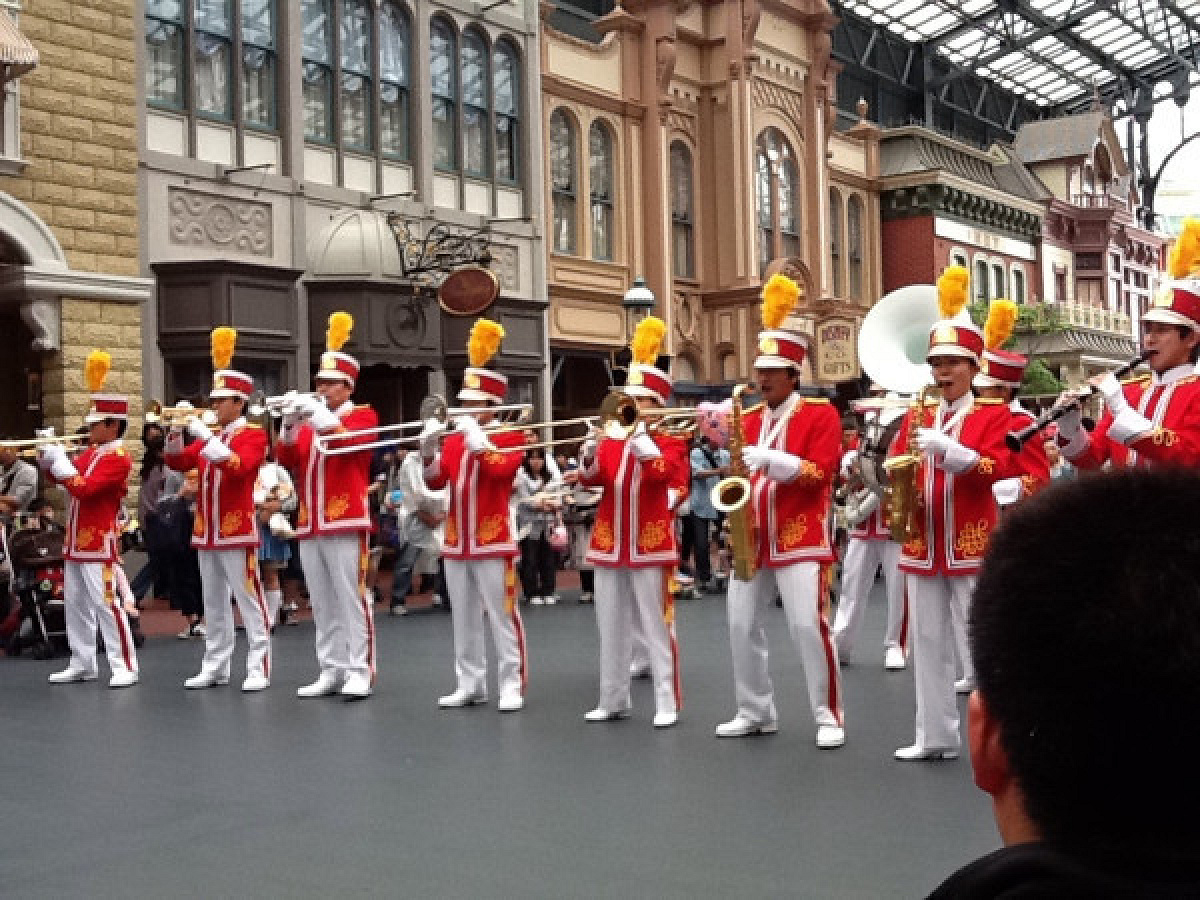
[638,520,668,551]
[325,494,350,519]
[220,511,244,536]
[955,519,990,557]
[779,516,808,549]
[477,514,506,544]
[592,520,614,552]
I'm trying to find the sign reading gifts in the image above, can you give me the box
[816,317,859,382]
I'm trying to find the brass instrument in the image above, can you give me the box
[597,391,701,441]
[145,401,219,430]
[710,384,757,582]
[254,391,321,418]
[2,432,89,460]
[882,385,936,545]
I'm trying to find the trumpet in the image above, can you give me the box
[1,432,88,459]
[252,391,321,418]
[146,401,219,430]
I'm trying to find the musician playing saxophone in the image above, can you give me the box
[714,275,845,750]
[577,317,689,729]
[1055,222,1200,470]
[888,268,1015,762]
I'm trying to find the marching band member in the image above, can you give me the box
[1056,219,1200,470]
[166,328,271,692]
[576,316,688,728]
[889,267,1014,761]
[41,351,138,688]
[831,406,908,672]
[715,275,845,749]
[276,312,380,700]
[425,320,529,713]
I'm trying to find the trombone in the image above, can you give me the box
[596,391,700,440]
[0,432,88,459]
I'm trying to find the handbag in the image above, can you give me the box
[548,517,569,551]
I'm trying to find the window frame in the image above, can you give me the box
[828,187,844,298]
[754,128,801,277]
[492,39,521,186]
[670,140,695,280]
[459,27,491,180]
[588,120,615,262]
[430,16,458,173]
[846,193,864,301]
[549,107,578,255]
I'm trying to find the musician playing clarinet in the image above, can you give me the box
[1055,221,1200,469]
[889,267,1015,762]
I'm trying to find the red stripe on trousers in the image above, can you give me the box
[359,534,376,680]
[508,560,527,693]
[245,549,270,678]
[816,564,843,727]
[662,570,682,710]
[104,563,134,671]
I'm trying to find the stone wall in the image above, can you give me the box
[0,0,142,441]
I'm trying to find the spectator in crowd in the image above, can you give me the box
[155,468,205,639]
[386,447,449,616]
[562,450,600,605]
[0,441,39,517]
[255,454,297,627]
[514,448,562,605]
[682,435,729,593]
[928,469,1200,897]
[1043,438,1074,481]
[130,422,169,605]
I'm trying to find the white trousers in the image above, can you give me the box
[832,538,908,659]
[726,561,842,727]
[905,573,975,750]
[444,557,527,699]
[950,579,974,683]
[593,567,681,716]
[196,548,272,681]
[63,561,138,677]
[298,534,376,683]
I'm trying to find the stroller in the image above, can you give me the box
[6,517,67,660]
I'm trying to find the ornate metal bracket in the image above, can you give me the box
[385,213,493,279]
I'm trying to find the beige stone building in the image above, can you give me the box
[0,0,151,440]
[541,0,881,415]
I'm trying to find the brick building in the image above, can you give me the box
[0,0,151,439]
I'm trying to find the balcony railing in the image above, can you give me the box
[1069,193,1128,211]
[1020,302,1132,336]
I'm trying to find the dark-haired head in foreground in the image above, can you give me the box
[931,469,1200,897]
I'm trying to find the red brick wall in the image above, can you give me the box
[882,217,935,294]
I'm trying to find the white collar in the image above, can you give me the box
[1154,364,1192,386]
[941,392,973,414]
[333,400,354,416]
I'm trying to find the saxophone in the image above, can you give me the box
[882,385,933,545]
[711,384,758,582]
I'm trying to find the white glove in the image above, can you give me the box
[419,417,444,457]
[34,427,54,440]
[200,436,232,463]
[1094,372,1128,414]
[917,427,979,474]
[742,446,801,481]
[455,416,495,454]
[186,416,212,442]
[43,445,77,480]
[630,432,661,461]
[915,428,954,459]
[1107,407,1155,446]
[307,401,340,432]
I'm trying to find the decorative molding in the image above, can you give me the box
[752,77,805,132]
[674,290,700,343]
[488,244,520,291]
[666,108,697,145]
[168,188,272,256]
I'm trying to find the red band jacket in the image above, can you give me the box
[166,419,267,550]
[54,441,131,563]
[1064,367,1200,470]
[994,401,1050,504]
[889,396,1014,577]
[744,395,842,568]
[581,431,689,569]
[276,402,378,538]
[425,428,526,560]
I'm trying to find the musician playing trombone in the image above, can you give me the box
[276,312,380,700]
[1054,224,1200,470]
[426,319,529,713]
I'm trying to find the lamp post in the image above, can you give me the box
[610,275,656,386]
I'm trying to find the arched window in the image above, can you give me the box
[754,128,800,276]
[847,194,864,300]
[589,122,614,261]
[829,188,844,298]
[670,141,694,278]
[379,2,410,159]
[461,29,489,177]
[974,258,990,302]
[301,0,333,141]
[992,262,1006,300]
[339,0,373,151]
[430,19,457,171]
[146,0,278,129]
[493,42,520,184]
[550,109,577,254]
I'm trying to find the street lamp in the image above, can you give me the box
[622,275,655,340]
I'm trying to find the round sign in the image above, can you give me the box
[439,267,500,316]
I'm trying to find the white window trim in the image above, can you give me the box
[0,1,29,175]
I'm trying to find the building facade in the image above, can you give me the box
[0,0,152,439]
[541,0,883,416]
[139,0,548,422]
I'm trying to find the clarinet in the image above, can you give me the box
[1005,352,1150,452]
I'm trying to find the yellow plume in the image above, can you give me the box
[1168,218,1200,279]
[761,274,800,329]
[326,311,353,352]
[84,351,112,394]
[467,318,505,367]
[983,299,1018,351]
[630,316,666,366]
[937,266,970,319]
[211,326,237,370]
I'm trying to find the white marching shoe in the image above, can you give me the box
[340,674,372,700]
[954,676,976,694]
[816,725,846,749]
[184,671,229,689]
[653,711,678,729]
[108,670,139,689]
[48,666,97,684]
[241,674,270,693]
[296,672,342,697]
[497,691,525,712]
[584,707,630,722]
[884,646,907,671]
[714,715,779,738]
[894,744,959,761]
[438,689,487,708]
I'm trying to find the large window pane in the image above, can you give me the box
[145,19,184,108]
[847,194,863,300]
[194,33,232,119]
[302,0,331,65]
[589,123,613,261]
[242,46,274,127]
[340,0,371,74]
[431,22,456,171]
[670,142,694,278]
[242,0,274,49]
[195,0,231,34]
[494,44,519,183]
[829,188,843,297]
[303,62,332,141]
[433,98,456,170]
[380,82,409,158]
[550,110,577,254]
[340,72,371,150]
[462,32,488,177]
[146,0,184,20]
[379,3,408,84]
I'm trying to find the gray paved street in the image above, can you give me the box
[0,580,997,898]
